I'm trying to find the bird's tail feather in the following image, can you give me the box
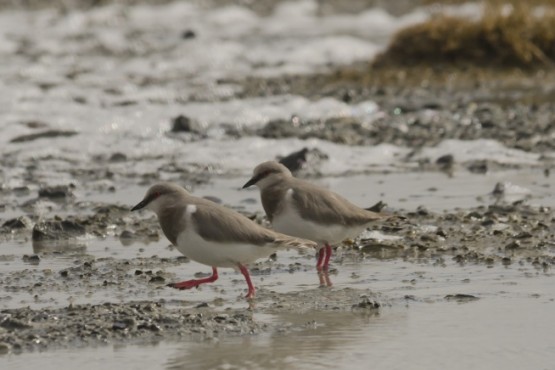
[275,235,317,250]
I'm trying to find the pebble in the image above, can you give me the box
[32,220,86,241]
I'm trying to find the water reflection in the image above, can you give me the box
[165,309,386,370]
[317,270,333,287]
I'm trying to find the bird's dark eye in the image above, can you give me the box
[153,191,161,198]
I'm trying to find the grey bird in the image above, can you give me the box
[131,182,316,299]
[243,161,383,276]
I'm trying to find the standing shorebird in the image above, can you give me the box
[243,161,383,283]
[131,182,316,299]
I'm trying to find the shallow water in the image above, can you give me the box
[2,257,554,369]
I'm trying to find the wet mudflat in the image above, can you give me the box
[1,176,554,368]
[1,0,555,368]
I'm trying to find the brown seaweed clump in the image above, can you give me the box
[374,3,555,69]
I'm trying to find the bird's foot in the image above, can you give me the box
[168,267,219,290]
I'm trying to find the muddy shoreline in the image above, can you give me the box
[1,193,553,354]
[0,0,554,363]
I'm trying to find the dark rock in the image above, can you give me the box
[505,241,521,250]
[32,220,86,241]
[514,231,533,239]
[22,254,40,265]
[416,206,429,216]
[436,228,447,238]
[10,130,78,143]
[38,185,73,199]
[492,182,505,196]
[467,160,488,174]
[277,146,329,173]
[182,29,196,39]
[436,154,454,167]
[24,121,48,129]
[278,148,309,172]
[112,318,136,331]
[259,115,302,138]
[444,294,479,302]
[502,257,512,265]
[170,115,202,133]
[2,217,31,229]
[137,322,161,332]
[0,317,31,330]
[119,230,134,239]
[365,201,387,212]
[0,342,10,354]
[149,276,165,284]
[109,152,127,162]
[352,296,380,310]
[12,186,31,196]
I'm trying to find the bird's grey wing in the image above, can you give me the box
[291,181,381,226]
[192,202,276,246]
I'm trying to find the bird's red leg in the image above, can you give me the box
[316,247,325,270]
[322,243,332,271]
[168,267,218,290]
[238,264,256,299]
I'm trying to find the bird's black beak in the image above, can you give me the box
[242,177,258,189]
[131,199,148,211]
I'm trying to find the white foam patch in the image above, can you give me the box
[359,230,402,241]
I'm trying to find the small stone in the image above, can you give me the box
[492,182,505,196]
[32,220,86,241]
[38,185,73,199]
[112,318,136,331]
[182,29,196,39]
[0,317,31,330]
[366,201,387,212]
[119,230,134,239]
[505,241,520,250]
[170,115,202,133]
[2,217,31,229]
[352,295,380,310]
[514,232,532,239]
[137,323,161,332]
[109,152,127,162]
[436,228,447,238]
[416,206,429,216]
[0,342,10,355]
[278,148,309,172]
[149,276,165,284]
[467,160,488,174]
[10,130,77,143]
[22,255,40,265]
[444,294,479,302]
[436,154,454,167]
